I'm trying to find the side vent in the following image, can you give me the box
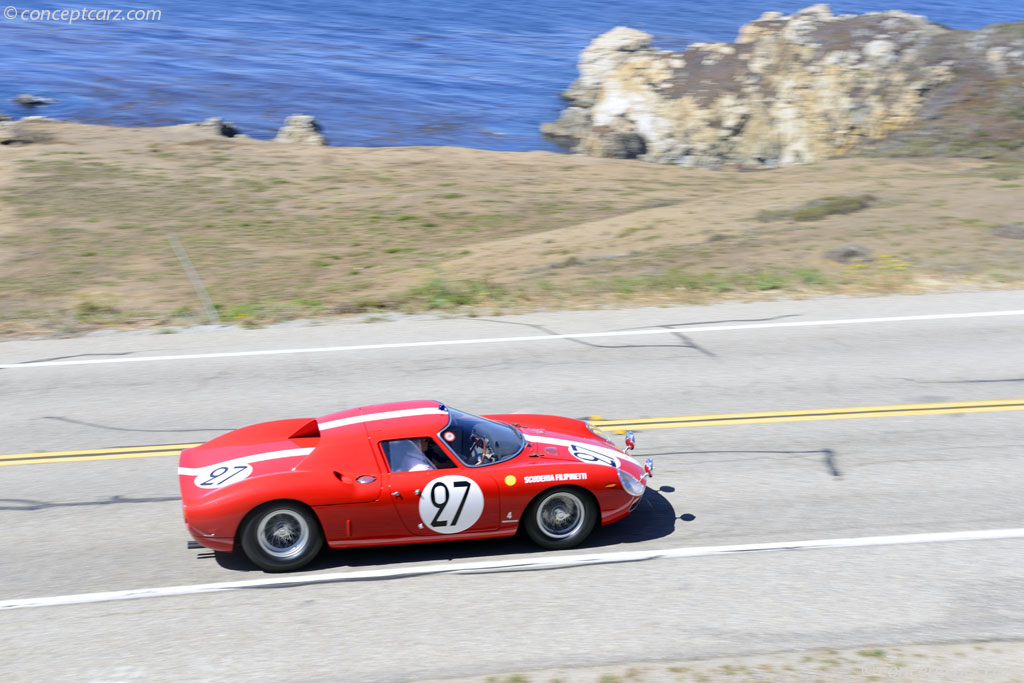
[290,419,321,439]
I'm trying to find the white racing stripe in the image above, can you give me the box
[3,527,1023,611]
[319,407,444,431]
[2,309,1023,369]
[177,447,314,476]
[177,408,443,476]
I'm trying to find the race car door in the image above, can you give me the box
[312,429,410,546]
[383,437,500,536]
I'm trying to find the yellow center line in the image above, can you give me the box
[0,443,200,467]
[0,443,200,460]
[4,398,1023,466]
[591,399,1024,433]
[0,451,194,467]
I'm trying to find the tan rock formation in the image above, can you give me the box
[274,114,327,145]
[543,5,1024,167]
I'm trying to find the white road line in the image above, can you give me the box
[3,527,1023,611]
[2,309,1023,369]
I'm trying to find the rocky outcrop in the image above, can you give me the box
[543,5,1024,167]
[992,224,1024,240]
[826,244,873,263]
[161,117,243,141]
[13,94,55,107]
[274,114,327,145]
[198,117,240,137]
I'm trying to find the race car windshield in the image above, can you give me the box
[440,408,525,466]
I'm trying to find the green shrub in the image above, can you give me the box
[74,299,120,321]
[795,268,830,286]
[756,209,790,222]
[400,279,506,309]
[792,195,875,221]
[756,195,875,222]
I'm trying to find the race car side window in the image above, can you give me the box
[382,437,457,473]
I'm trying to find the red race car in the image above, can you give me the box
[178,400,653,571]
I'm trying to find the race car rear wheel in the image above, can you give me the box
[524,487,597,550]
[240,502,324,572]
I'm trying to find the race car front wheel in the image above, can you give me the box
[524,487,597,550]
[240,502,324,572]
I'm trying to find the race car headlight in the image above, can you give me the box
[617,468,646,497]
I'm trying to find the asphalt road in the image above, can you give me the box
[2,290,1023,682]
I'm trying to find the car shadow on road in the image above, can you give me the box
[215,487,679,573]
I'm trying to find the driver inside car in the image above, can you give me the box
[386,438,436,473]
[469,431,493,465]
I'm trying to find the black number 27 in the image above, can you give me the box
[429,481,471,527]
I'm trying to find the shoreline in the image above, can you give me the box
[0,112,570,153]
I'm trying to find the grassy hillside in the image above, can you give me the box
[1,120,1022,335]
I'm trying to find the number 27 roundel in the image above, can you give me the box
[417,475,484,534]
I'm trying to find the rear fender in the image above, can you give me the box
[183,471,344,539]
[190,418,319,452]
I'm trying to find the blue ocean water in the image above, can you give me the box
[1,1,1020,151]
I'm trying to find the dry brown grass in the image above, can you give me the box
[1,120,1022,336]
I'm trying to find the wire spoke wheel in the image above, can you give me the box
[256,509,310,559]
[524,487,597,550]
[241,502,324,572]
[537,491,585,539]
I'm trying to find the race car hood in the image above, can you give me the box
[486,413,644,478]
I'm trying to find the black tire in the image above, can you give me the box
[240,502,324,572]
[524,487,598,550]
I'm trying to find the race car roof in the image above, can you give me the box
[316,399,451,437]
